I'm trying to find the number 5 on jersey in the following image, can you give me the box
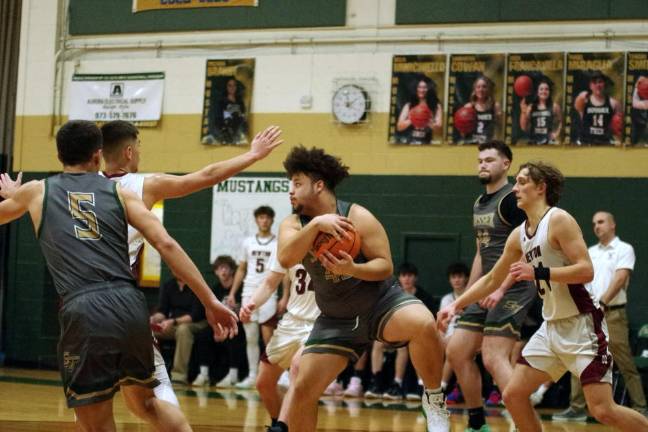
[68,192,102,240]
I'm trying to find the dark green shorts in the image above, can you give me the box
[455,281,537,339]
[304,284,422,362]
[58,283,158,408]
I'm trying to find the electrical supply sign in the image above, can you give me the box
[69,73,165,122]
[133,0,258,12]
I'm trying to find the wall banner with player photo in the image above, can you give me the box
[210,176,292,263]
[132,0,258,13]
[201,59,254,146]
[505,53,565,146]
[447,54,505,145]
[388,55,447,145]
[565,52,625,146]
[69,72,165,123]
[625,52,648,147]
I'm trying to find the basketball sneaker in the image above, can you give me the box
[215,375,236,388]
[364,381,383,399]
[421,390,450,432]
[191,373,209,387]
[485,389,502,407]
[235,375,256,389]
[383,382,404,400]
[323,380,344,396]
[551,407,587,422]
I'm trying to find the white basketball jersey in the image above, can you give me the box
[519,207,597,321]
[269,257,320,322]
[100,172,145,266]
[240,234,277,297]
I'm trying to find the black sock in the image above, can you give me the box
[353,369,362,377]
[276,421,288,432]
[271,418,278,427]
[468,407,485,429]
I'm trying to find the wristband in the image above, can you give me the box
[534,266,550,281]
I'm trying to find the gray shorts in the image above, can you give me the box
[303,284,422,362]
[456,281,537,339]
[58,282,158,408]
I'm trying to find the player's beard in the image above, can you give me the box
[478,174,491,185]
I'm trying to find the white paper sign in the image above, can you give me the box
[210,176,292,262]
[69,73,164,122]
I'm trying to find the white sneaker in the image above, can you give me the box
[421,390,450,432]
[343,377,363,398]
[215,375,235,388]
[278,371,290,389]
[192,373,209,387]
[235,375,256,389]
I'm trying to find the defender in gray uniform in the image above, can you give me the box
[0,121,238,432]
[276,146,449,432]
[446,141,536,432]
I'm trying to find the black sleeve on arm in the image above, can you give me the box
[500,192,527,227]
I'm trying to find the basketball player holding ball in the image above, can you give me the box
[396,76,443,145]
[519,77,563,145]
[631,75,648,145]
[277,146,449,432]
[463,75,502,144]
[574,70,622,145]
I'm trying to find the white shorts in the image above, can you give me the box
[153,345,179,406]
[243,294,278,324]
[521,310,613,385]
[264,314,314,369]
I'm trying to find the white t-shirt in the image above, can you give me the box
[440,292,459,335]
[586,237,635,306]
[239,234,277,297]
[269,257,320,322]
[100,172,145,266]
[519,207,598,321]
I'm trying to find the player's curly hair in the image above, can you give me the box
[283,146,350,191]
[518,161,565,206]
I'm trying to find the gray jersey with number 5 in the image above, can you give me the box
[38,173,135,299]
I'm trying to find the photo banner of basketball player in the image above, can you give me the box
[210,177,292,262]
[68,72,165,124]
[625,53,648,147]
[201,59,254,146]
[565,52,625,146]
[132,0,257,13]
[505,53,565,146]
[388,55,447,145]
[447,54,505,145]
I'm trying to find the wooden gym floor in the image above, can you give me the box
[0,367,614,431]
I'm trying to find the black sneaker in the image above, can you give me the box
[405,384,423,401]
[364,381,383,399]
[382,382,404,400]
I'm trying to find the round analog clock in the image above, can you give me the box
[332,84,370,124]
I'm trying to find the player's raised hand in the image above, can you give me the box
[239,300,256,323]
[0,172,22,199]
[314,214,354,241]
[206,301,239,340]
[249,126,283,160]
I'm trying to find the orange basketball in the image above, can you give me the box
[454,106,477,135]
[312,230,361,261]
[514,75,534,97]
[611,112,624,136]
[637,77,648,100]
[409,103,432,129]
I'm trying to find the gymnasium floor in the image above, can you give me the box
[0,367,613,431]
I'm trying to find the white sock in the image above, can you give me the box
[243,322,260,378]
[394,377,403,385]
[536,383,549,396]
[441,381,448,391]
[425,386,442,394]
[228,368,238,382]
[199,365,209,376]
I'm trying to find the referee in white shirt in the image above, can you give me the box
[554,211,648,421]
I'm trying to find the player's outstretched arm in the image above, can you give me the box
[239,270,284,322]
[142,126,283,207]
[0,180,43,227]
[119,186,238,337]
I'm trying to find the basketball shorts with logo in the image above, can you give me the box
[243,294,278,325]
[58,282,159,408]
[263,314,315,369]
[303,284,422,362]
[520,309,613,385]
[456,281,536,339]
